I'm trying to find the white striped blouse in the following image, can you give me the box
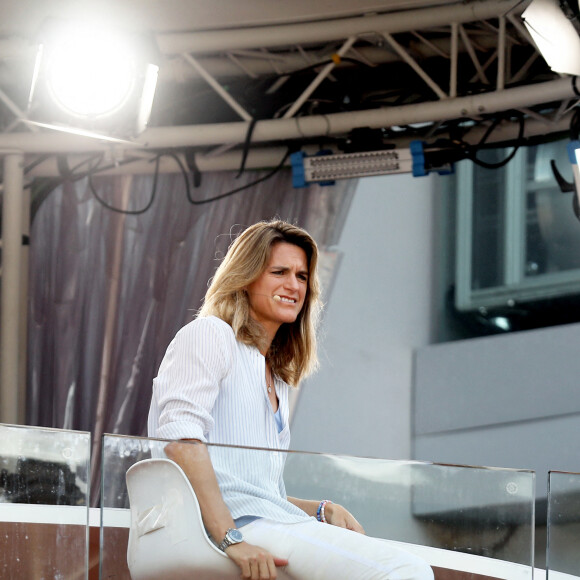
[147,315,310,524]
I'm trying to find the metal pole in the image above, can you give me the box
[382,32,448,100]
[0,77,574,153]
[181,53,254,121]
[459,24,489,84]
[1,152,24,424]
[450,23,458,99]
[497,16,506,91]
[283,36,357,118]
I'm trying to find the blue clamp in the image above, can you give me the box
[410,140,455,177]
[410,141,426,177]
[291,151,307,188]
[291,150,336,188]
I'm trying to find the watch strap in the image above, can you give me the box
[217,528,243,551]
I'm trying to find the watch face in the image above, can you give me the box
[228,528,243,543]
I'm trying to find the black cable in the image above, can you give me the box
[236,118,258,178]
[464,114,526,170]
[24,154,52,175]
[570,106,580,140]
[30,153,150,196]
[185,149,202,187]
[477,117,503,147]
[164,149,290,205]
[87,155,161,215]
[70,153,107,175]
[572,76,580,98]
[27,146,289,215]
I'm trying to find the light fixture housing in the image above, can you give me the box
[291,149,413,186]
[290,142,454,187]
[570,142,580,219]
[522,0,580,75]
[27,19,159,138]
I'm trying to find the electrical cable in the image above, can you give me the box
[572,76,580,98]
[26,145,289,216]
[570,106,580,140]
[24,154,52,175]
[70,153,108,175]
[29,152,154,198]
[236,118,258,178]
[476,116,504,147]
[185,149,202,187]
[87,155,161,215]
[164,149,290,205]
[461,113,526,169]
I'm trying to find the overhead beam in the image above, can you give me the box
[155,0,525,55]
[0,76,572,155]
[26,113,573,177]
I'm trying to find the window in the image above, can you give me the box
[448,138,580,336]
[456,140,580,311]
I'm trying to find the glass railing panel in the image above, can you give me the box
[100,434,162,580]
[0,423,90,580]
[102,434,535,580]
[547,470,580,579]
[285,454,535,574]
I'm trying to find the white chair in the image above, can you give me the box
[126,458,245,579]
[126,458,295,579]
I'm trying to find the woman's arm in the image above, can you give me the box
[286,496,366,534]
[165,440,288,579]
[165,441,236,541]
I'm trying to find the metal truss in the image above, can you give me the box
[0,0,579,173]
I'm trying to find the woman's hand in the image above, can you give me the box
[225,542,288,580]
[324,503,366,534]
[286,496,366,535]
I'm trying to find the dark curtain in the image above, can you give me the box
[27,169,355,446]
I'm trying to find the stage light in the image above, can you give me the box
[522,0,580,76]
[292,149,413,185]
[290,142,454,187]
[27,19,159,138]
[45,28,135,119]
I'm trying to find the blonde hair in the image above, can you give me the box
[199,220,321,386]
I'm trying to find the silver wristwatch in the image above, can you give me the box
[217,527,243,551]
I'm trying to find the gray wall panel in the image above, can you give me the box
[292,173,437,460]
[414,322,580,436]
[414,413,580,497]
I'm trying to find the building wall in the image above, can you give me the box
[292,169,580,481]
[413,320,580,498]
[291,172,439,460]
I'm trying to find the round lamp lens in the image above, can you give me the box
[46,29,136,119]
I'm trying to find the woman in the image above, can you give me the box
[148,220,433,580]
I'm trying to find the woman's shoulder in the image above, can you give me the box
[178,315,235,343]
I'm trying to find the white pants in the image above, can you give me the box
[242,518,434,580]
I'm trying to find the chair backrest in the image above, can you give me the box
[126,458,240,580]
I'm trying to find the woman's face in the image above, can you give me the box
[246,242,309,339]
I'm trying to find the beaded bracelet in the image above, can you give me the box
[316,500,332,523]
